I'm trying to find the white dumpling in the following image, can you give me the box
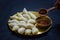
[17,13,27,21]
[26,23,35,29]
[23,8,31,19]
[10,15,22,20]
[28,12,37,19]
[27,19,36,24]
[12,25,19,31]
[32,27,39,34]
[23,8,28,14]
[8,19,19,26]
[10,15,18,19]
[18,27,25,34]
[8,19,19,23]
[18,21,27,27]
[19,21,26,24]
[25,29,31,35]
[23,14,31,20]
[9,23,18,26]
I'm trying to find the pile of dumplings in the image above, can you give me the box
[8,8,39,35]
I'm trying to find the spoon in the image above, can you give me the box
[38,0,60,16]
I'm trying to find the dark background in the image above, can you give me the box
[0,0,60,40]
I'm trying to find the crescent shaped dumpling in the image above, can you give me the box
[25,29,32,35]
[18,27,25,34]
[32,27,39,34]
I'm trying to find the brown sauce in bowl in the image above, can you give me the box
[36,16,51,28]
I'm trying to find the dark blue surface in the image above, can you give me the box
[0,0,60,40]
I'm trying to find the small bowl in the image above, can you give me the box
[36,16,52,29]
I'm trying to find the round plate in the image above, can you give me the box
[8,11,52,36]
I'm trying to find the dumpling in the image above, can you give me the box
[23,8,28,14]
[32,27,39,34]
[12,25,19,31]
[18,21,27,27]
[23,14,31,20]
[23,8,31,19]
[28,12,37,19]
[18,27,25,34]
[10,15,18,19]
[17,13,27,21]
[9,23,18,26]
[25,23,35,29]
[25,29,31,35]
[8,19,19,26]
[27,19,36,24]
[23,8,37,19]
[10,15,21,20]
[8,19,19,23]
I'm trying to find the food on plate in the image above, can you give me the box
[28,12,37,19]
[18,21,27,27]
[8,8,51,35]
[10,15,21,20]
[8,8,39,35]
[23,8,31,19]
[26,23,35,29]
[17,13,27,21]
[12,25,19,31]
[32,27,39,34]
[8,19,19,23]
[18,27,25,34]
[25,29,32,35]
[23,14,31,19]
[27,19,36,24]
